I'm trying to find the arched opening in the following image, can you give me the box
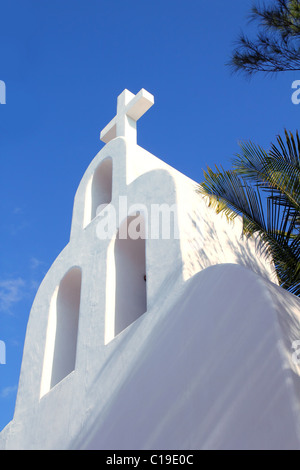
[91,158,112,221]
[41,267,82,396]
[83,158,113,228]
[113,214,147,339]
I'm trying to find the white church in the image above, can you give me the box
[1,89,300,450]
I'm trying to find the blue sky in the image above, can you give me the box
[0,0,299,431]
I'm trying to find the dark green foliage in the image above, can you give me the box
[198,130,300,296]
[229,0,300,75]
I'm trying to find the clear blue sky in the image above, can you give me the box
[0,0,299,431]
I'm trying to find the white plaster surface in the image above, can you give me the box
[1,90,299,450]
[100,89,154,145]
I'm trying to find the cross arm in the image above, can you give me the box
[100,88,154,144]
[125,89,154,121]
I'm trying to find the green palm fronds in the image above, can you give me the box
[198,130,300,296]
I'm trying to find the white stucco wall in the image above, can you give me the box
[72,264,300,450]
[0,136,298,450]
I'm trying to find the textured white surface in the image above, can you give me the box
[74,264,300,450]
[100,89,154,144]
[1,91,299,449]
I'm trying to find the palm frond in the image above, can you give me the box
[233,131,300,216]
[198,133,300,296]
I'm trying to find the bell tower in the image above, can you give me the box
[1,89,299,450]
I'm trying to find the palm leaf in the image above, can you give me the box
[198,131,300,296]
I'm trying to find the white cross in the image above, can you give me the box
[100,88,154,145]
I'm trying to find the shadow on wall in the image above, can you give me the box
[114,214,147,338]
[104,168,183,344]
[40,267,82,397]
[84,157,113,228]
[65,168,299,450]
[184,201,276,283]
[70,264,300,450]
